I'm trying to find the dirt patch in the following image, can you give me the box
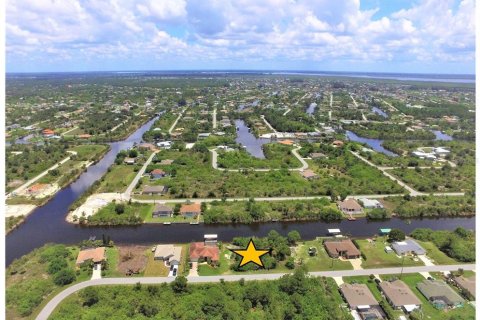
[117,245,149,275]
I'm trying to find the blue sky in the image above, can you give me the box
[6,0,475,74]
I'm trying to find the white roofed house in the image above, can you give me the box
[154,245,182,266]
[434,147,450,158]
[358,198,384,209]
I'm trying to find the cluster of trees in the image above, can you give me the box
[262,109,316,132]
[388,195,475,218]
[51,269,350,319]
[344,123,436,140]
[80,202,144,226]
[203,198,343,224]
[6,244,78,317]
[410,227,475,262]
[230,230,300,271]
[217,143,300,169]
[114,149,139,165]
[392,100,475,120]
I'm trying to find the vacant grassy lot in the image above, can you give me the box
[96,165,137,193]
[143,251,170,277]
[87,202,152,225]
[417,241,459,265]
[356,238,424,268]
[295,240,353,271]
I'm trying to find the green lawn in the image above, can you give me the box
[86,202,152,225]
[143,251,169,276]
[356,238,424,268]
[70,144,108,160]
[197,248,231,276]
[381,273,475,320]
[418,241,459,265]
[144,213,201,224]
[103,247,122,277]
[295,240,353,271]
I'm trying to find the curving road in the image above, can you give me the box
[36,263,475,320]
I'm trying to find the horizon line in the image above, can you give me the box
[5,69,476,77]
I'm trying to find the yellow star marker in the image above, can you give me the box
[230,239,270,268]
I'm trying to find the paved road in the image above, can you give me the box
[260,115,277,133]
[123,151,158,198]
[212,108,217,129]
[6,151,77,198]
[351,151,465,197]
[61,126,79,136]
[36,263,475,320]
[168,109,185,134]
[209,147,308,172]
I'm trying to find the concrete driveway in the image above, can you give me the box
[188,262,199,277]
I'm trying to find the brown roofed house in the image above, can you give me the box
[332,140,344,147]
[180,203,201,217]
[76,247,106,265]
[278,139,294,146]
[150,168,167,179]
[310,152,326,159]
[142,185,167,195]
[379,280,422,312]
[189,242,219,264]
[338,199,363,215]
[340,283,379,309]
[301,169,318,180]
[324,239,361,259]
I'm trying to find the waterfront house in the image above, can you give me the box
[324,239,361,259]
[189,242,219,264]
[152,204,173,218]
[76,247,106,266]
[42,129,55,137]
[338,199,363,215]
[391,239,426,256]
[154,244,182,266]
[417,280,464,309]
[358,198,384,209]
[180,203,201,217]
[379,280,422,312]
[124,157,136,165]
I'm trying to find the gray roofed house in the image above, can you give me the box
[309,152,326,159]
[340,283,379,309]
[152,204,173,218]
[142,185,167,195]
[391,239,426,256]
[417,280,464,309]
[453,275,475,299]
[379,280,421,312]
[154,245,182,265]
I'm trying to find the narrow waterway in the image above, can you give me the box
[234,119,270,158]
[6,117,474,266]
[345,130,398,157]
[306,103,317,115]
[372,106,388,118]
[432,130,453,141]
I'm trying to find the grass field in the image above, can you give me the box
[96,165,137,193]
[356,238,424,268]
[417,240,460,265]
[143,251,169,277]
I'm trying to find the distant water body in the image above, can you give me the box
[7,71,475,84]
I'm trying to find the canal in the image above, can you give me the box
[345,130,398,157]
[6,118,474,266]
[234,119,270,158]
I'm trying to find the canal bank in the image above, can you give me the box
[6,117,475,266]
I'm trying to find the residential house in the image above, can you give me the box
[453,276,475,299]
[159,159,174,165]
[154,245,182,266]
[359,198,384,209]
[124,157,136,165]
[142,185,168,195]
[189,242,219,264]
[42,129,55,137]
[309,152,326,159]
[301,169,318,180]
[138,143,156,151]
[391,239,426,256]
[338,199,363,215]
[150,169,167,180]
[324,239,361,259]
[26,183,49,196]
[152,204,173,218]
[332,140,344,147]
[379,280,422,312]
[157,141,172,149]
[198,133,211,140]
[339,283,383,318]
[76,247,106,266]
[180,203,201,218]
[417,280,464,309]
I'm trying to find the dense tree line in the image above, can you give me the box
[50,268,351,320]
[344,123,435,140]
[386,195,475,218]
[410,227,475,262]
[262,109,316,132]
